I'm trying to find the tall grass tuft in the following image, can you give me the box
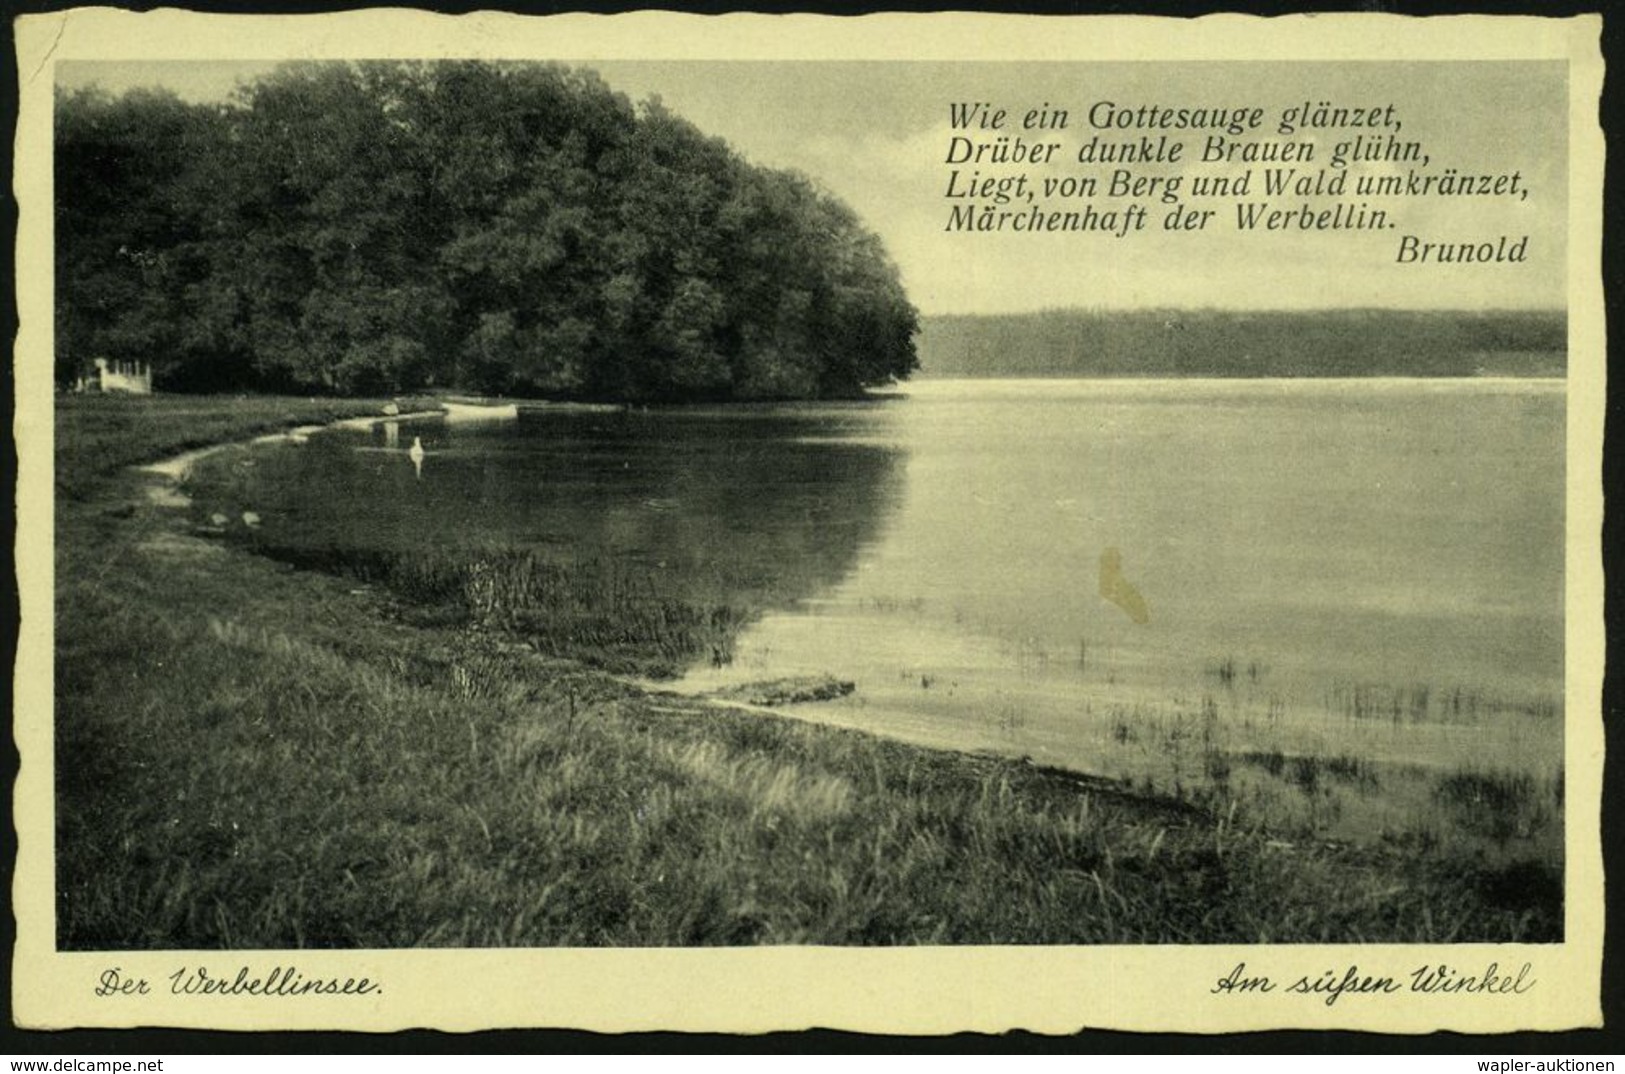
[1433,768,1557,844]
[254,544,748,679]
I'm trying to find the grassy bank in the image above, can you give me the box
[229,544,749,680]
[53,395,1561,946]
[54,393,439,499]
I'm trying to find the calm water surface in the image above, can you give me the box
[201,378,1565,805]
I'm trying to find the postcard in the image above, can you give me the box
[14,9,1605,1034]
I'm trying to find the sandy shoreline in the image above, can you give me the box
[136,408,448,481]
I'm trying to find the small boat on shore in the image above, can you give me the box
[442,397,521,422]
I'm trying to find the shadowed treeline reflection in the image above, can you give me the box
[185,404,907,675]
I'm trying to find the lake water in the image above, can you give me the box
[192,377,1566,843]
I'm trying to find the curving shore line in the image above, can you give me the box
[137,409,447,481]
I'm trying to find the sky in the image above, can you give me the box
[58,59,1568,316]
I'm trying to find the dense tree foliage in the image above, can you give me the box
[918,308,1566,379]
[55,62,919,400]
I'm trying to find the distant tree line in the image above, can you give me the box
[56,61,920,400]
[917,308,1567,379]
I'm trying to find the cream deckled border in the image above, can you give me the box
[13,9,1605,1034]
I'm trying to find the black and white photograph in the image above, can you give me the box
[13,9,1606,1034]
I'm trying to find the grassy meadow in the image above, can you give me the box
[52,394,1562,947]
